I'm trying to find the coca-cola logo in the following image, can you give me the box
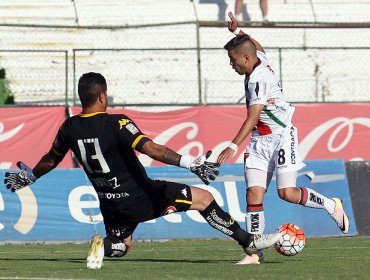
[138,122,205,166]
[0,122,24,142]
[137,121,244,165]
[138,116,370,166]
[300,117,370,161]
[71,106,370,166]
[0,122,25,168]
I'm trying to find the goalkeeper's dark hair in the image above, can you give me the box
[224,34,253,51]
[78,72,107,108]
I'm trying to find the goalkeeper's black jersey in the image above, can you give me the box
[52,112,152,218]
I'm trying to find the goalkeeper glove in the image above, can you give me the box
[180,151,220,185]
[4,161,38,192]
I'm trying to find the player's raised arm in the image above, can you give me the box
[227,11,265,53]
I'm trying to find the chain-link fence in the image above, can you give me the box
[200,46,370,104]
[1,23,370,106]
[71,46,370,106]
[0,50,68,105]
[72,48,200,106]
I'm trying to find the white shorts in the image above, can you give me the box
[245,126,306,175]
[245,168,299,189]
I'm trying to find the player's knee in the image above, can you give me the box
[125,238,133,253]
[104,235,129,258]
[190,187,215,210]
[278,187,296,202]
[246,186,265,204]
[199,189,214,209]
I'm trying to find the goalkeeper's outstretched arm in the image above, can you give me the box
[4,148,64,192]
[140,140,219,185]
[32,149,63,178]
[140,140,181,166]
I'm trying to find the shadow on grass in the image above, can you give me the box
[0,257,301,265]
[106,258,295,264]
[0,257,228,264]
[107,258,231,264]
[0,257,84,263]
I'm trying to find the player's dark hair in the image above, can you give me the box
[78,72,107,107]
[224,34,252,51]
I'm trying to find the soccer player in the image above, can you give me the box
[4,72,281,269]
[217,12,350,265]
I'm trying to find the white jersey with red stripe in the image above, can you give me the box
[244,51,294,136]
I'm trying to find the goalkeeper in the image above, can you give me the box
[4,72,280,269]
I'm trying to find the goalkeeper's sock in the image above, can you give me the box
[104,236,127,258]
[246,204,265,234]
[298,187,336,213]
[199,199,251,246]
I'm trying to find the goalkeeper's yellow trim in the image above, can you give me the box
[175,199,192,205]
[131,135,148,149]
[79,112,106,118]
[51,146,66,156]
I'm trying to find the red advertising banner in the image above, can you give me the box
[1,104,368,169]
[71,103,370,165]
[293,103,370,161]
[0,107,73,169]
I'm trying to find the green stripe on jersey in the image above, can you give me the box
[263,106,287,128]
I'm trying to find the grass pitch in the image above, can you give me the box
[0,236,368,280]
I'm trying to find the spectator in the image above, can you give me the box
[235,0,268,22]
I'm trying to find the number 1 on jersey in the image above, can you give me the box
[77,138,110,174]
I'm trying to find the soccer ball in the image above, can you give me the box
[274,223,305,256]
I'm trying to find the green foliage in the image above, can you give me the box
[0,79,9,105]
[0,237,368,280]
[0,68,12,105]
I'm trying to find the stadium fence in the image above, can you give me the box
[0,22,369,106]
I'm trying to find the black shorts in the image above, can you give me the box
[104,179,192,239]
